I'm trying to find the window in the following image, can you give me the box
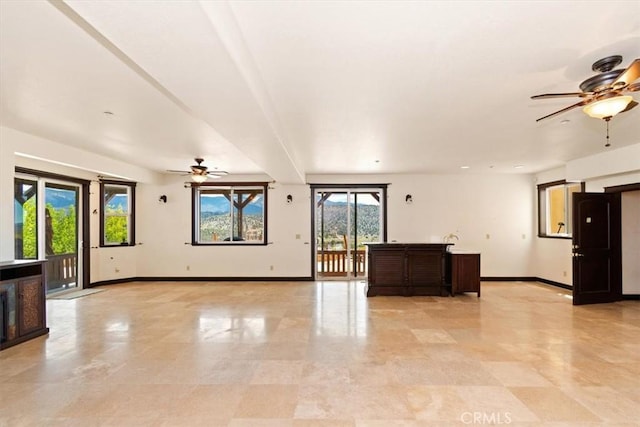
[538,180,583,238]
[100,180,136,246]
[192,183,267,245]
[14,178,38,259]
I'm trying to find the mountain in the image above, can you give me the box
[45,188,77,209]
[200,195,263,215]
[316,203,380,237]
[105,194,127,211]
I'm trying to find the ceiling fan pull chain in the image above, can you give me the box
[605,117,611,147]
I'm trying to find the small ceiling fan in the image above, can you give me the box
[167,158,228,182]
[531,55,640,122]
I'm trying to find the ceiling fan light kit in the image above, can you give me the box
[191,174,208,183]
[582,95,633,119]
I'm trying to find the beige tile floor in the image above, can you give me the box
[1,281,639,426]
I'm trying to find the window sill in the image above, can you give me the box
[192,242,267,246]
[537,234,572,240]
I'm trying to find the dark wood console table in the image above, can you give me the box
[0,260,49,350]
[366,243,452,296]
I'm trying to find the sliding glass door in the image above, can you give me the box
[44,183,80,293]
[14,176,82,293]
[314,187,385,280]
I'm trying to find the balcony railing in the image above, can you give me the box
[46,253,77,292]
[317,249,366,277]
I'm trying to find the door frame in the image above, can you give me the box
[605,182,640,297]
[15,167,91,291]
[43,179,81,292]
[310,184,388,280]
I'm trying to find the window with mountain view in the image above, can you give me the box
[193,184,267,245]
[100,180,136,246]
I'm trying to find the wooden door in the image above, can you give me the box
[572,192,621,305]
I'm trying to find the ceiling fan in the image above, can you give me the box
[531,55,640,122]
[167,158,228,182]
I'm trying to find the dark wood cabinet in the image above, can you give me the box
[366,243,452,296]
[451,253,481,297]
[0,260,49,350]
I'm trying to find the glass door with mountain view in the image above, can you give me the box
[14,177,82,293]
[314,188,385,279]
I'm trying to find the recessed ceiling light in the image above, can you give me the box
[560,119,570,125]
[374,160,380,163]
[460,166,470,169]
[103,111,114,116]
[514,165,524,169]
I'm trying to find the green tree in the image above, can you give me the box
[48,203,77,254]
[17,201,77,257]
[105,205,128,244]
[21,198,37,258]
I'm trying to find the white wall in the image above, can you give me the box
[567,143,640,183]
[135,172,535,279]
[532,167,573,285]
[0,134,15,261]
[12,126,640,284]
[1,127,161,183]
[0,126,149,277]
[88,181,139,283]
[72,171,536,281]
[0,125,314,280]
[134,177,312,278]
[309,173,535,277]
[584,172,640,192]
[533,145,640,287]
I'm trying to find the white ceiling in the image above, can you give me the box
[1,0,639,184]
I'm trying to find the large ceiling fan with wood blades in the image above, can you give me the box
[167,158,228,182]
[531,55,640,122]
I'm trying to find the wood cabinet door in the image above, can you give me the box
[18,277,45,336]
[370,252,405,286]
[407,250,443,286]
[452,254,480,295]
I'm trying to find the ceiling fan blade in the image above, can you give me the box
[166,169,190,174]
[621,100,638,113]
[625,82,640,92]
[535,99,589,122]
[207,171,229,176]
[611,58,640,88]
[531,92,592,99]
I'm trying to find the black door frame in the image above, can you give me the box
[605,182,640,298]
[15,167,91,291]
[310,184,388,280]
